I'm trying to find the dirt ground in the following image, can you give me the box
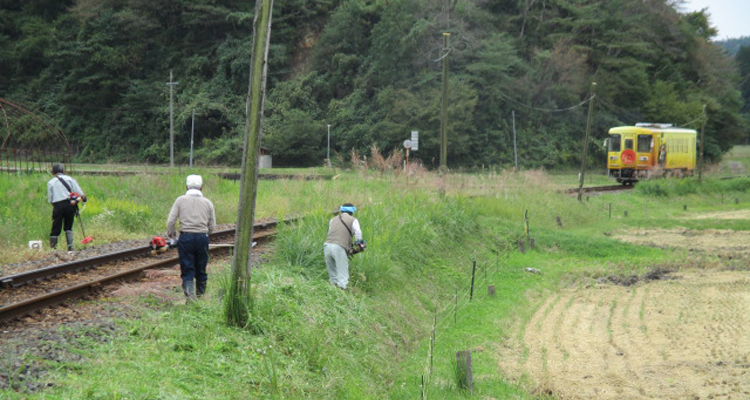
[498,211,750,400]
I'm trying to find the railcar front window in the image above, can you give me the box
[637,135,651,152]
[609,134,621,152]
[624,138,633,150]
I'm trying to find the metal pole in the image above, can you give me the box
[327,124,331,167]
[167,70,179,168]
[440,32,450,170]
[470,260,477,301]
[577,82,597,202]
[190,109,195,167]
[512,110,518,169]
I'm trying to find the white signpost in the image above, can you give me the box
[411,130,419,151]
[403,140,412,172]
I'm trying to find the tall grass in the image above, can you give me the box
[0,171,387,263]
[3,167,749,399]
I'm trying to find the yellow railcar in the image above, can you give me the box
[606,123,697,184]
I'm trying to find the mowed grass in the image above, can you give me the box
[1,161,749,399]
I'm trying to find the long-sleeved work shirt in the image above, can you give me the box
[166,189,216,238]
[47,174,84,203]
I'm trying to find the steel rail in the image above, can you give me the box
[0,227,275,324]
[0,228,231,289]
[0,221,278,290]
[562,185,634,195]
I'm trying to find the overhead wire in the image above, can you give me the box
[496,90,596,113]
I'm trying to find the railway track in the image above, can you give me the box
[562,184,635,195]
[0,221,279,324]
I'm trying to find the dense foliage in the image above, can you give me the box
[1,0,748,168]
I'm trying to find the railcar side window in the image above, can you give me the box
[637,135,651,152]
[624,138,633,150]
[608,134,621,152]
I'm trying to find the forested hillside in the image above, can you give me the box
[1,0,748,168]
[718,36,750,55]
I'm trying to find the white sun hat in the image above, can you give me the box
[186,174,203,189]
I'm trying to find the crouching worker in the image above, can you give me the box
[167,175,216,301]
[47,163,86,251]
[323,203,363,290]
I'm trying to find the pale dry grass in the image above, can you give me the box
[612,227,750,256]
[500,268,750,400]
[681,209,750,220]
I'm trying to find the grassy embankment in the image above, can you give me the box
[1,158,750,399]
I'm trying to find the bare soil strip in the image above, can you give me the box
[499,227,750,399]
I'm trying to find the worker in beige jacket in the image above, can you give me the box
[324,203,363,290]
[167,175,216,301]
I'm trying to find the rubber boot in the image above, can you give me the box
[196,281,207,297]
[50,236,58,249]
[182,280,197,302]
[65,230,74,251]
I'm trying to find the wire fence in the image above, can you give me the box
[0,148,71,175]
[416,245,520,399]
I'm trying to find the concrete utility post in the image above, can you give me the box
[577,82,597,202]
[512,110,518,169]
[327,124,331,167]
[698,104,707,183]
[227,0,274,327]
[440,32,450,170]
[190,109,195,167]
[167,70,179,168]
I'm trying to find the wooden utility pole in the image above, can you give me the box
[440,32,450,171]
[226,0,274,326]
[698,104,706,183]
[577,82,596,202]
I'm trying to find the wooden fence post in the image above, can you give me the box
[456,350,473,392]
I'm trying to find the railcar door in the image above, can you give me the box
[607,133,621,172]
[636,133,655,174]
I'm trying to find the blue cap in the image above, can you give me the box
[340,205,356,214]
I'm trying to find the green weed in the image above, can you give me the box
[3,167,750,399]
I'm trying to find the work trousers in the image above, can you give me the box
[324,243,349,289]
[50,201,76,237]
[177,232,209,285]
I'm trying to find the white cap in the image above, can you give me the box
[186,174,203,189]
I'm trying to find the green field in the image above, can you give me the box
[1,150,749,399]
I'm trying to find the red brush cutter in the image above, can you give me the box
[150,236,178,255]
[72,194,93,244]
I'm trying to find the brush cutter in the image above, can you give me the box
[150,236,178,255]
[74,197,93,245]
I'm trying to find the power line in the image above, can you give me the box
[497,91,596,113]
